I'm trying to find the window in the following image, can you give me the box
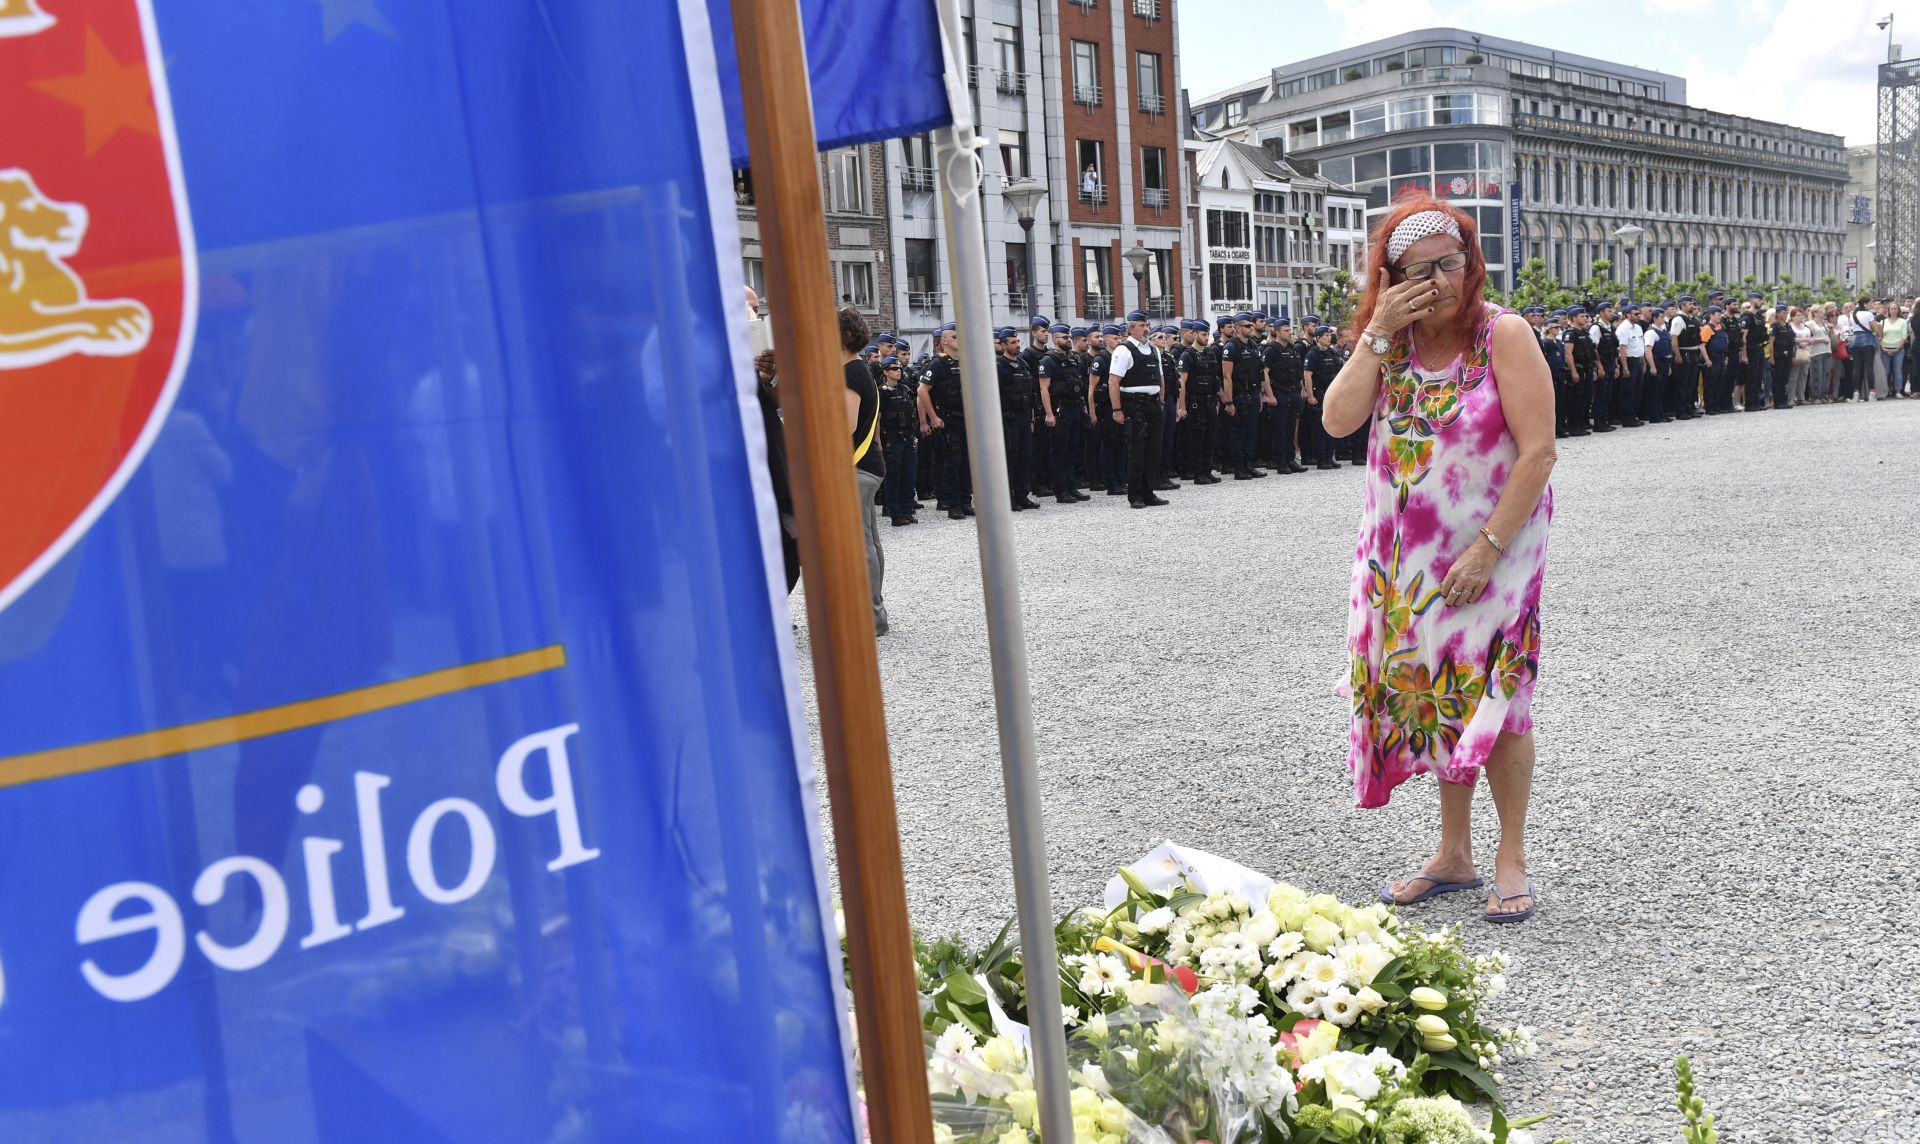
[827,148,865,212]
[1319,156,1353,185]
[1320,110,1351,144]
[1353,102,1386,138]
[1140,146,1168,207]
[1305,68,1338,92]
[1145,249,1170,303]
[1388,96,1429,131]
[1206,209,1249,248]
[1072,41,1100,105]
[1530,160,1542,202]
[993,22,1020,76]
[838,261,874,308]
[1077,139,1104,203]
[742,257,765,305]
[998,128,1027,179]
[1553,160,1565,204]
[1005,241,1028,301]
[1208,263,1252,302]
[1224,99,1245,127]
[1136,52,1163,114]
[904,238,938,297]
[1083,245,1111,303]
[1432,94,1476,125]
[1389,145,1429,176]
[1289,120,1317,150]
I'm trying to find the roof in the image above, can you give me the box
[1194,74,1271,108]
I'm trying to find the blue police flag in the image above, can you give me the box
[0,2,855,1140]
[705,0,953,165]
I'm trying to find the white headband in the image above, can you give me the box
[1385,210,1463,263]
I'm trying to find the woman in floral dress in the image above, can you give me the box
[1322,197,1557,924]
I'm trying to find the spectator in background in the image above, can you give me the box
[1845,297,1880,401]
[1879,303,1909,399]
[838,305,891,635]
[1803,306,1831,403]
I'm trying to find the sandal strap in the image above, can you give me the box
[1489,881,1534,902]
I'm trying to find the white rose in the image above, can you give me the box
[1136,906,1175,934]
[1241,910,1281,948]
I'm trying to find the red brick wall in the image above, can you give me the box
[1058,1,1119,228]
[1124,6,1180,232]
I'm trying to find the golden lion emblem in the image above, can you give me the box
[0,168,153,370]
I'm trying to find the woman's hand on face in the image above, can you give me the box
[1368,267,1441,335]
[1438,538,1498,607]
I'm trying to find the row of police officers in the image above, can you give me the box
[863,310,1368,523]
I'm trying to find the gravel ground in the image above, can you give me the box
[794,398,1920,1144]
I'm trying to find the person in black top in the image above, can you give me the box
[838,305,889,634]
[1021,316,1053,496]
[877,356,920,526]
[1768,304,1797,411]
[995,327,1041,511]
[921,323,973,518]
[1670,296,1703,419]
[1107,311,1167,508]
[1704,303,1732,413]
[1260,316,1306,474]
[1589,300,1619,432]
[1038,324,1091,505]
[1152,325,1183,492]
[1176,320,1221,483]
[1220,312,1271,479]
[1741,293,1770,411]
[1301,324,1342,468]
[1563,306,1597,435]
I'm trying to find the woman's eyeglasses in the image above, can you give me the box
[1395,251,1468,281]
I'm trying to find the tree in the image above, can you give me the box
[1316,269,1358,329]
[1503,257,1574,312]
[1630,264,1669,305]
[1778,273,1813,311]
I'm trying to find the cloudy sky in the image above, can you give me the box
[1177,0,1916,146]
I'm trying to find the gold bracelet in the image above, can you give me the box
[1479,526,1506,555]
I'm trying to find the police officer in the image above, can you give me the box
[1740,292,1768,411]
[876,355,921,526]
[1589,300,1620,432]
[1668,296,1703,419]
[1153,325,1183,491]
[921,323,974,518]
[1540,312,1570,418]
[1038,324,1090,504]
[1021,316,1053,495]
[1175,320,1219,483]
[1090,324,1127,496]
[1613,300,1645,428]
[1107,310,1167,508]
[1220,312,1272,479]
[994,327,1041,511]
[1563,305,1597,436]
[1704,302,1731,413]
[1301,324,1341,469]
[1260,315,1306,473]
[1645,304,1674,423]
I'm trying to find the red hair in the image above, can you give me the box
[1349,194,1487,348]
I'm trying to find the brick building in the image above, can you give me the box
[875,0,1189,358]
[736,141,897,335]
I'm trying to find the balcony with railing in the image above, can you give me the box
[1078,183,1108,207]
[996,70,1028,97]
[1138,91,1164,116]
[1073,83,1101,108]
[1083,293,1114,317]
[1146,297,1174,319]
[1069,0,1096,8]
[967,63,985,89]
[1142,187,1170,210]
[900,166,936,193]
[1131,0,1162,20]
[908,290,946,312]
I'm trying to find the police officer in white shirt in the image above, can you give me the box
[1106,310,1168,508]
[1615,301,1647,428]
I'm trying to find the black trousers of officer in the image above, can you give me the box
[881,435,917,520]
[939,417,972,507]
[1121,391,1164,502]
[1673,354,1700,417]
[1157,392,1181,485]
[1589,360,1613,427]
[1182,394,1218,478]
[1705,349,1729,411]
[1614,357,1643,423]
[918,426,941,501]
[1640,356,1667,421]
[1551,370,1571,433]
[1049,407,1084,497]
[1098,410,1127,492]
[1264,391,1301,469]
[1002,410,1032,504]
[1300,388,1333,463]
[1571,365,1595,432]
[1029,410,1051,493]
[1227,397,1262,472]
[1742,351,1764,409]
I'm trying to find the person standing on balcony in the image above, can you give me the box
[1081,163,1099,201]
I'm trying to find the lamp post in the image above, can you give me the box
[1122,241,1153,317]
[1313,265,1336,326]
[1002,178,1048,318]
[1614,223,1645,288]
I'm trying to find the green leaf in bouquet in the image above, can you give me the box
[1372,956,1407,984]
[940,971,989,1007]
[1165,890,1207,916]
[1425,1051,1504,1106]
[977,918,1017,973]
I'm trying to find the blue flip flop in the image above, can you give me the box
[1380,871,1484,905]
[1482,880,1536,924]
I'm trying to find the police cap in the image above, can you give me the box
[1100,324,1123,336]
[1313,325,1333,336]
[1676,294,1694,304]
[1048,322,1070,334]
[1029,315,1052,328]
[1271,314,1292,327]
[1070,325,1091,337]
[1566,305,1587,316]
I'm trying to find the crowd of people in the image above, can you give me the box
[854,292,1915,523]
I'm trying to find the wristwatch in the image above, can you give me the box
[1362,329,1392,356]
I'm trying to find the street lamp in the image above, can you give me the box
[1122,242,1154,316]
[1002,177,1048,317]
[1614,223,1645,285]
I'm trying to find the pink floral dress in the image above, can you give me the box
[1340,303,1552,809]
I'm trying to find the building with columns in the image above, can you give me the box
[1187,29,1848,292]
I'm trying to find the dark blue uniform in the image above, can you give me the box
[1259,337,1304,472]
[1178,340,1221,483]
[1038,347,1089,503]
[997,352,1038,509]
[1221,335,1264,477]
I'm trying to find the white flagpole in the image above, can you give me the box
[928,2,1073,1142]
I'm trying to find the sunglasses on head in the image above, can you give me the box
[1393,250,1468,282]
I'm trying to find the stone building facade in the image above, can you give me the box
[736,141,897,335]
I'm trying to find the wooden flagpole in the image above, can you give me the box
[728,3,933,1142]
